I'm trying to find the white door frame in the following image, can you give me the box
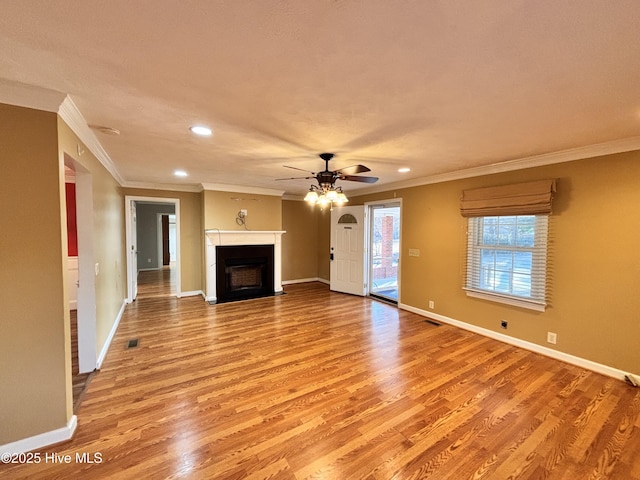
[365,198,402,301]
[125,196,181,303]
[64,154,97,373]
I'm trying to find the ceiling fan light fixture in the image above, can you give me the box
[317,194,329,207]
[282,153,375,209]
[304,189,319,203]
[325,188,339,202]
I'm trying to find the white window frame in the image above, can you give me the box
[464,215,548,312]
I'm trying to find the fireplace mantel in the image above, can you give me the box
[204,230,285,302]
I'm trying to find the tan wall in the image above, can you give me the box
[58,119,127,353]
[353,152,640,374]
[121,188,203,294]
[0,104,69,444]
[203,190,282,231]
[281,200,319,281]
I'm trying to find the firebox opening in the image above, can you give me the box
[227,263,264,290]
[215,244,275,303]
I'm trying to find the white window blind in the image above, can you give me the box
[465,214,548,311]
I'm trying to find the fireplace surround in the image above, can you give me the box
[205,230,285,304]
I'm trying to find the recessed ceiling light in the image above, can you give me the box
[174,170,188,177]
[190,125,212,136]
[398,167,411,173]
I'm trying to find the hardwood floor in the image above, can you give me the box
[136,264,176,298]
[3,282,639,479]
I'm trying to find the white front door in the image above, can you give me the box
[330,205,366,296]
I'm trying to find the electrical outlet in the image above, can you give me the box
[547,332,557,344]
[501,320,508,329]
[428,300,435,309]
[240,209,247,217]
[408,248,420,257]
[94,263,100,276]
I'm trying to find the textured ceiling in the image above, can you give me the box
[1,1,640,196]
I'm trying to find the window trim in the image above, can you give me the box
[465,214,548,312]
[464,288,546,312]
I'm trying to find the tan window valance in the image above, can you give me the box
[460,179,557,217]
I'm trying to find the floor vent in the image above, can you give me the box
[424,319,441,327]
[126,339,139,349]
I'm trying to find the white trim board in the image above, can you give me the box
[58,96,124,185]
[200,183,284,196]
[353,136,640,198]
[0,416,77,455]
[399,303,635,381]
[179,290,205,299]
[281,278,330,286]
[282,277,322,285]
[96,299,127,369]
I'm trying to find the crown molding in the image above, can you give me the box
[0,78,66,112]
[354,136,640,197]
[282,194,305,201]
[200,183,285,197]
[121,180,203,193]
[58,96,125,185]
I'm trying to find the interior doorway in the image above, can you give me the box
[367,201,401,303]
[125,196,181,302]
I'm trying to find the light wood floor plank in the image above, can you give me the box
[2,282,639,479]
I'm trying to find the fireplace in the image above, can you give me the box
[204,230,285,304]
[216,244,274,302]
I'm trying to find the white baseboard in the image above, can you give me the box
[398,303,635,381]
[96,299,127,369]
[0,415,77,455]
[282,277,330,285]
[282,277,318,285]
[177,290,205,299]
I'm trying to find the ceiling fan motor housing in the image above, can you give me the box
[317,171,338,189]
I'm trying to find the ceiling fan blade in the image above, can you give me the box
[283,165,315,174]
[335,164,370,175]
[340,175,379,183]
[276,176,315,181]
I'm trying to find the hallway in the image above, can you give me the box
[136,264,176,298]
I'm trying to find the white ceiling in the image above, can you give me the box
[2,1,640,196]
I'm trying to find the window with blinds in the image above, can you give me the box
[460,179,555,312]
[465,215,548,311]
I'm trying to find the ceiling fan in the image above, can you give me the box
[277,153,378,207]
[279,152,379,186]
